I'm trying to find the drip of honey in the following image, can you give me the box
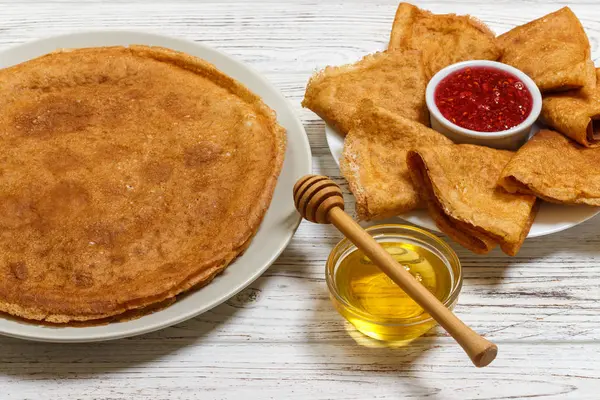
[333,241,454,342]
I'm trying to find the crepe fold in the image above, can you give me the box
[340,100,452,220]
[407,145,538,256]
[388,3,501,79]
[541,69,600,147]
[498,7,594,93]
[302,50,428,136]
[498,130,600,206]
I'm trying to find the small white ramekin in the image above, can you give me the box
[426,60,542,150]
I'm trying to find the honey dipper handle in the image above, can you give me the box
[328,207,498,368]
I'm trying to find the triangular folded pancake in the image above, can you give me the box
[498,7,594,93]
[541,68,600,147]
[340,100,452,220]
[498,129,600,206]
[302,50,429,136]
[388,3,501,79]
[407,145,538,256]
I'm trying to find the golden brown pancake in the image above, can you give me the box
[0,46,286,323]
[498,129,600,206]
[302,50,429,136]
[407,145,538,256]
[389,3,501,79]
[498,7,594,93]
[340,100,452,220]
[541,68,600,147]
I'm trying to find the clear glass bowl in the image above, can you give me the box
[325,224,462,344]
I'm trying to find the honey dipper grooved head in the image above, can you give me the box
[293,175,345,224]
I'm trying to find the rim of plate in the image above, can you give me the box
[0,30,312,342]
[325,123,599,238]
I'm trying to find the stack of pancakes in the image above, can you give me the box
[0,46,286,324]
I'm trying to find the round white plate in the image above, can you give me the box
[326,124,599,238]
[0,31,311,342]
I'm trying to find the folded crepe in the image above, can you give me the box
[340,100,452,220]
[407,145,538,256]
[540,68,600,147]
[498,7,594,93]
[302,50,429,136]
[498,129,600,206]
[388,3,501,79]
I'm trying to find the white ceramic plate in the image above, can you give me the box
[0,31,311,342]
[326,124,599,237]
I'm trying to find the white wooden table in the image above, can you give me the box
[1,1,600,398]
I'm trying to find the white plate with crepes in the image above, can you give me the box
[326,124,599,237]
[0,31,311,342]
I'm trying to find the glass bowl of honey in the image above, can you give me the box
[326,224,462,344]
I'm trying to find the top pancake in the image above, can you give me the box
[498,7,594,93]
[341,100,451,220]
[407,145,538,256]
[0,46,286,323]
[388,2,501,79]
[540,68,600,147]
[302,50,429,136]
[498,129,600,206]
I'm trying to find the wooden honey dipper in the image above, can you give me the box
[293,175,498,368]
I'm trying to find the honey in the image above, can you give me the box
[326,225,462,344]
